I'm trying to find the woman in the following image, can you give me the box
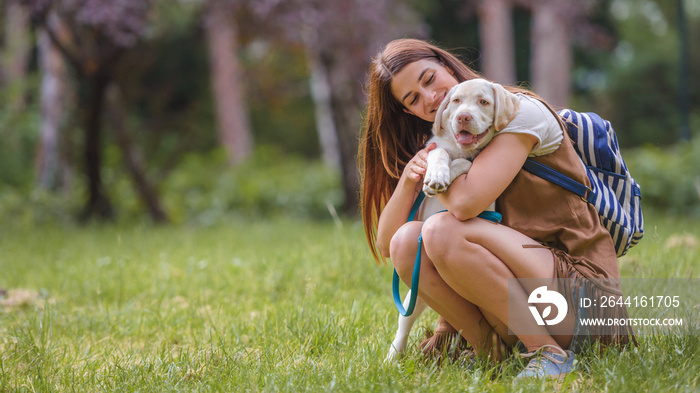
[358,38,632,378]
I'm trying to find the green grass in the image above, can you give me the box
[0,209,698,392]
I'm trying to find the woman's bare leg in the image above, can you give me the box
[420,213,574,351]
[390,221,516,358]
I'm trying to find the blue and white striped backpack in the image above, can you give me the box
[522,109,644,257]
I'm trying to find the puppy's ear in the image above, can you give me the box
[492,82,520,131]
[433,86,455,137]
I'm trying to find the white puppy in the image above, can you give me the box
[386,78,520,362]
[423,78,520,197]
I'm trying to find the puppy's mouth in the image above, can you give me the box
[456,130,488,146]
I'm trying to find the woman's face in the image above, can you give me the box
[390,58,459,123]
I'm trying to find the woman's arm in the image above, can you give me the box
[438,132,538,221]
[376,144,435,258]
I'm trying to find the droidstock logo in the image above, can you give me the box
[528,286,568,326]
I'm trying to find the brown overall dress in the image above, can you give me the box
[497,125,635,350]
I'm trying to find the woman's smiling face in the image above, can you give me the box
[390,58,460,123]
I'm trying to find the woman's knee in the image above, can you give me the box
[422,214,465,258]
[421,212,450,245]
[421,214,483,268]
[389,221,423,280]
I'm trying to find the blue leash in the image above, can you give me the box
[392,193,502,316]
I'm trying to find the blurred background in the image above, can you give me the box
[1,0,699,226]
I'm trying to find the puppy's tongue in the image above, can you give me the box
[457,131,477,144]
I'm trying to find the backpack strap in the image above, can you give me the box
[522,158,596,204]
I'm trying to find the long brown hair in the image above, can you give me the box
[358,39,480,263]
[358,38,559,263]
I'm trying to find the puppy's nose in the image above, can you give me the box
[457,113,472,124]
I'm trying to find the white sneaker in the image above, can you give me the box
[515,345,575,379]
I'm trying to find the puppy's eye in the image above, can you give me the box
[479,99,490,106]
[452,97,461,104]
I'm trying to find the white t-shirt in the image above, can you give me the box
[497,94,563,157]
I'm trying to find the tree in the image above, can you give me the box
[586,0,698,146]
[203,0,254,166]
[253,0,423,213]
[2,0,31,110]
[27,0,157,221]
[528,0,574,108]
[477,0,517,85]
[488,0,591,108]
[303,26,341,170]
[676,0,691,141]
[106,85,168,222]
[36,24,69,190]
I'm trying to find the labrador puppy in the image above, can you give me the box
[386,78,520,362]
[423,78,520,196]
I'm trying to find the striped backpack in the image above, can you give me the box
[522,109,644,257]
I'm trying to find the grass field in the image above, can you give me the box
[1,209,698,392]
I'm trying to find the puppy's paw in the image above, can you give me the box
[423,165,450,195]
[423,184,447,196]
[422,183,439,196]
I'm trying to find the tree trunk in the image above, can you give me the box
[530,2,571,108]
[477,0,517,85]
[332,101,360,215]
[306,47,342,171]
[80,73,114,221]
[203,1,253,166]
[327,67,361,215]
[677,0,691,142]
[107,85,169,223]
[36,29,68,190]
[3,0,31,110]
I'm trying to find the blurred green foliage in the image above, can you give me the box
[5,137,698,226]
[0,146,343,226]
[625,138,700,215]
[578,0,699,147]
[115,6,219,166]
[160,147,344,225]
[244,43,319,158]
[0,0,698,223]
[0,82,40,189]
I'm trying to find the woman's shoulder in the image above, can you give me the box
[512,94,559,125]
[499,94,563,155]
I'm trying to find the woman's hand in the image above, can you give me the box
[376,142,436,258]
[401,142,436,186]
